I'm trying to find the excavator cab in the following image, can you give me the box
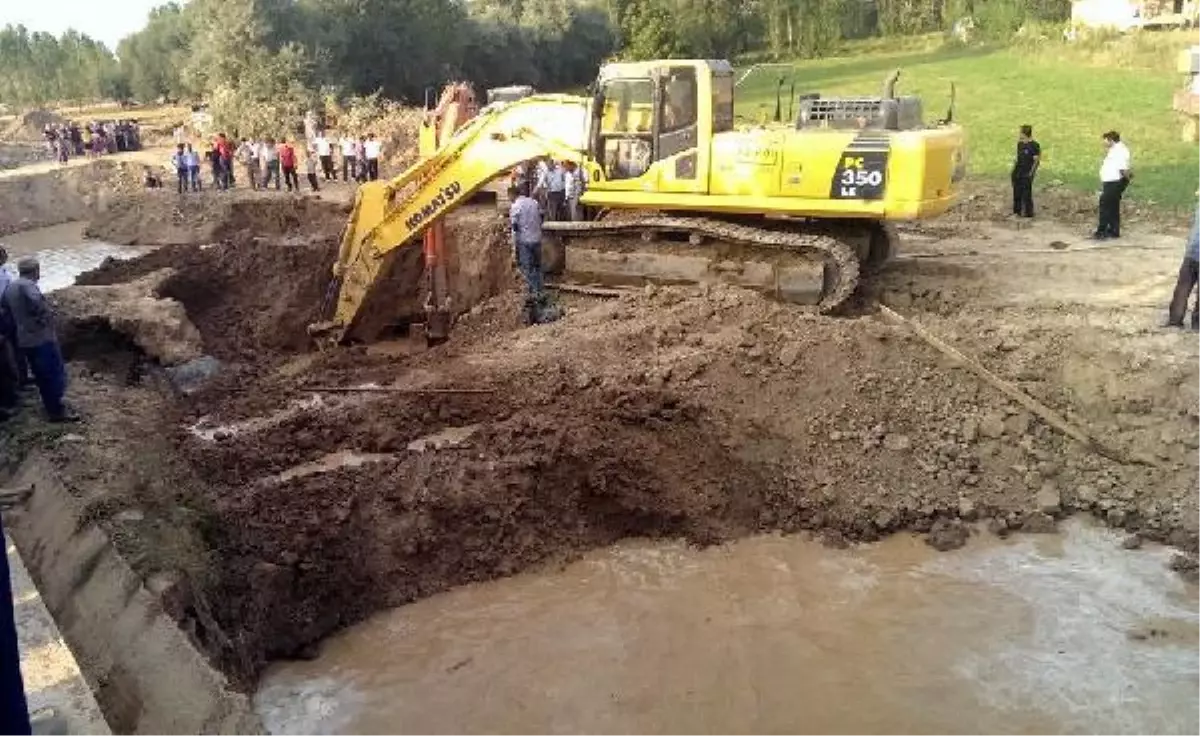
[587,60,731,197]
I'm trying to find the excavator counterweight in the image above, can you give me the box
[311,59,966,344]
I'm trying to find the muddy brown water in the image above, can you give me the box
[255,520,1198,735]
[0,222,153,291]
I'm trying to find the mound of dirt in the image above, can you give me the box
[2,109,65,142]
[0,159,145,237]
[52,269,205,365]
[85,194,347,246]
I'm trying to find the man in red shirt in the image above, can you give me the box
[215,133,234,190]
[279,140,299,192]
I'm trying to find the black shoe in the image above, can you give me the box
[1090,232,1109,241]
[48,410,81,423]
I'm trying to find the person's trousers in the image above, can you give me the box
[189,165,201,191]
[0,337,18,411]
[516,239,544,298]
[307,172,320,191]
[566,195,582,222]
[546,190,566,221]
[1168,256,1199,327]
[177,168,189,193]
[22,341,66,419]
[264,161,281,190]
[320,155,335,180]
[283,166,299,191]
[1011,172,1034,217]
[0,511,32,735]
[220,158,233,189]
[366,158,379,181]
[0,321,28,386]
[343,155,356,181]
[244,163,259,190]
[1098,179,1127,236]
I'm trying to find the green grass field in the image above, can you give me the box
[735,32,1199,213]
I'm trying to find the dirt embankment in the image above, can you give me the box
[84,194,348,247]
[0,159,145,236]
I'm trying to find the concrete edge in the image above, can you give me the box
[5,452,263,734]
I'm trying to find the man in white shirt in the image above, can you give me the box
[340,135,357,181]
[314,133,335,181]
[539,160,567,221]
[1095,130,1132,240]
[363,134,382,181]
[563,160,586,221]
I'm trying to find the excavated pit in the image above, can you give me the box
[13,195,1197,704]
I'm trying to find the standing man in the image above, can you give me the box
[363,134,382,181]
[279,140,299,192]
[1011,124,1040,218]
[564,160,587,221]
[184,144,202,192]
[0,244,27,408]
[540,160,567,222]
[340,134,357,181]
[2,258,77,423]
[1167,204,1200,329]
[237,138,259,191]
[305,148,320,192]
[216,133,234,190]
[1095,130,1132,240]
[261,138,281,190]
[172,143,189,194]
[509,183,560,325]
[315,133,335,181]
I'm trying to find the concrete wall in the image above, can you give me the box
[5,454,261,734]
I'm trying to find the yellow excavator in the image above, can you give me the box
[311,59,966,344]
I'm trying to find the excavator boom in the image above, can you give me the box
[312,95,589,342]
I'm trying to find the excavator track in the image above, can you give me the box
[543,216,863,313]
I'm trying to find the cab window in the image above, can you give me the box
[596,77,654,180]
[661,69,697,133]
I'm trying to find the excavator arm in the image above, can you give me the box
[311,95,590,343]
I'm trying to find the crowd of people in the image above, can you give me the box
[43,120,141,164]
[155,130,384,195]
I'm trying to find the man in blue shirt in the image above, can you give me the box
[1167,206,1200,329]
[509,182,561,325]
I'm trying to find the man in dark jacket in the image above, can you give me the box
[1011,125,1040,218]
[2,258,77,422]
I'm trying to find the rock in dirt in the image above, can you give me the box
[777,343,801,368]
[1169,553,1199,583]
[978,412,1006,439]
[882,433,912,452]
[1122,534,1144,550]
[164,355,223,395]
[1073,484,1098,509]
[54,269,204,365]
[925,518,969,551]
[1036,482,1062,516]
[1021,512,1057,534]
[957,496,978,521]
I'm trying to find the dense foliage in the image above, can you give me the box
[0,0,1072,127]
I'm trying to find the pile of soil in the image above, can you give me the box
[85,194,347,247]
[0,159,145,236]
[1,109,65,142]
